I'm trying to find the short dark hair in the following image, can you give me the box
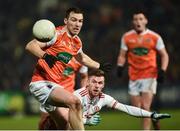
[132,8,148,19]
[65,7,83,18]
[88,69,105,78]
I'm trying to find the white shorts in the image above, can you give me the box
[128,78,157,96]
[29,81,62,112]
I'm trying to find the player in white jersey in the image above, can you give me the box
[44,69,170,129]
[74,69,171,127]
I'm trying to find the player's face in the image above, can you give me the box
[132,13,148,33]
[64,12,83,36]
[88,76,105,97]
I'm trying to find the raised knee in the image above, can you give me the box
[68,96,81,109]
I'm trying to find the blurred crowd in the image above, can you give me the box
[0,0,179,92]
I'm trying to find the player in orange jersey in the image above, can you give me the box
[38,57,88,130]
[116,10,169,130]
[25,7,111,130]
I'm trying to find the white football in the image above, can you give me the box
[32,19,56,42]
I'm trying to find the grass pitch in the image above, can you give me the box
[0,109,179,130]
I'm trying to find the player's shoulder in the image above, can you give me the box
[100,93,115,105]
[100,92,112,99]
[99,92,106,98]
[122,29,136,38]
[74,87,88,96]
[55,25,67,38]
[73,35,82,45]
[56,26,64,33]
[104,93,112,98]
[146,29,161,38]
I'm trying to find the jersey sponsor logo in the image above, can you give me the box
[94,106,100,112]
[63,67,74,76]
[132,47,149,56]
[57,52,72,64]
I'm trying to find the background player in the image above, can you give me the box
[25,7,111,130]
[116,10,169,129]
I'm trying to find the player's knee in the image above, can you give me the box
[68,96,81,110]
[142,103,151,111]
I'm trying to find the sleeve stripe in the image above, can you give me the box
[79,89,87,94]
[80,92,88,97]
[112,101,118,109]
[79,89,88,96]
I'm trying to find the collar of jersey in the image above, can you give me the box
[60,26,78,39]
[133,28,149,35]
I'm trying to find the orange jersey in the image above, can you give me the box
[59,57,86,93]
[121,29,165,80]
[31,26,82,90]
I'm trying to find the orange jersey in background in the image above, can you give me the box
[122,29,163,80]
[31,26,82,87]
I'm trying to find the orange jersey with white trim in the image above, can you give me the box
[122,29,164,80]
[31,26,82,89]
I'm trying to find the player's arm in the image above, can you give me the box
[156,36,169,83]
[113,101,170,120]
[114,102,152,117]
[25,39,46,58]
[75,51,99,69]
[158,48,169,71]
[105,95,170,120]
[117,36,127,77]
[25,38,58,68]
[116,49,127,77]
[80,73,88,87]
[79,66,88,88]
[117,49,127,67]
[75,51,111,72]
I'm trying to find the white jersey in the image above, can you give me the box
[74,87,117,118]
[74,87,152,119]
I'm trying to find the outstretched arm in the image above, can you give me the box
[114,102,170,120]
[105,95,170,120]
[75,51,111,72]
[75,51,100,69]
[114,102,152,117]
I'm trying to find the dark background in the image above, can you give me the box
[0,0,179,112]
